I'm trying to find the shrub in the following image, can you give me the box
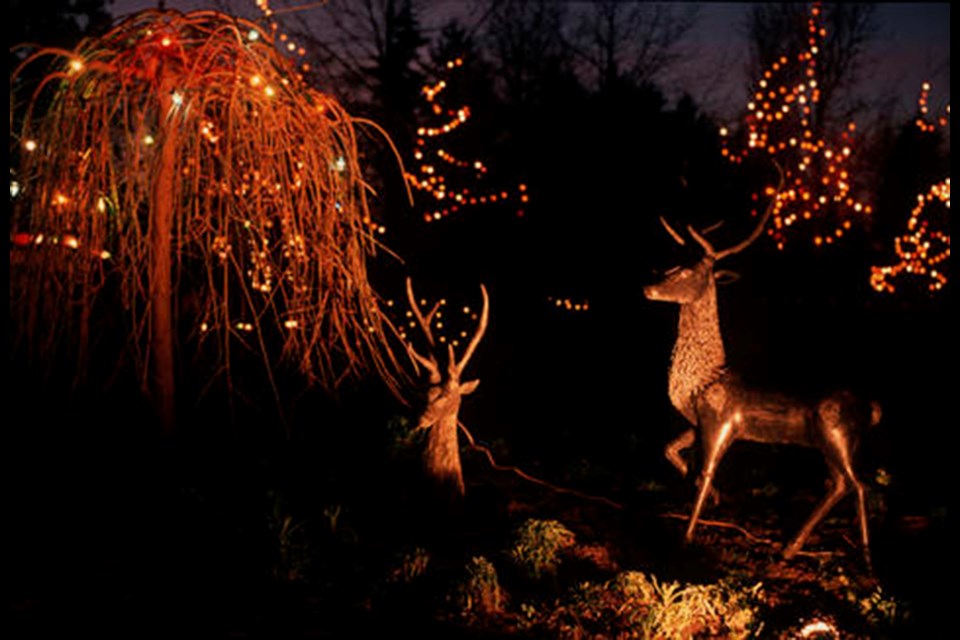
[388,547,431,584]
[510,518,576,579]
[453,556,504,617]
[538,571,763,639]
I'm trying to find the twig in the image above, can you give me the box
[659,512,776,545]
[458,421,624,510]
[660,513,841,560]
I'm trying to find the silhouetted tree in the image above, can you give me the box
[567,1,698,94]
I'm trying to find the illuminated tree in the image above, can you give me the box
[869,179,950,294]
[722,2,874,249]
[405,55,527,223]
[10,11,402,432]
[871,84,950,294]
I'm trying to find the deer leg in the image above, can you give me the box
[851,472,872,572]
[783,466,848,560]
[834,451,872,571]
[685,419,735,542]
[665,428,695,477]
[816,414,873,570]
[667,429,722,505]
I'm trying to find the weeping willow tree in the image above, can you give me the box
[10,10,404,432]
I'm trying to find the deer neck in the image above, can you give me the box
[668,281,727,423]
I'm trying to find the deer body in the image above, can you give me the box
[646,193,879,568]
[404,278,487,498]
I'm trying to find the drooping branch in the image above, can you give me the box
[9,10,405,425]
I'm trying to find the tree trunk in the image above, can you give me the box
[424,414,465,498]
[150,84,177,434]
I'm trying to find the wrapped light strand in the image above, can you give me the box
[870,179,950,293]
[871,84,950,294]
[547,297,590,313]
[915,82,950,133]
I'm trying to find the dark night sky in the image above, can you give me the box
[108,1,950,121]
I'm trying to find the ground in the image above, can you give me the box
[9,399,947,638]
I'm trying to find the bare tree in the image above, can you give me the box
[279,0,426,113]
[485,0,570,106]
[567,1,699,93]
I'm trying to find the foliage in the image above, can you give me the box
[385,414,420,455]
[387,547,431,584]
[451,556,504,618]
[856,586,906,627]
[534,570,764,639]
[267,492,312,583]
[510,518,576,580]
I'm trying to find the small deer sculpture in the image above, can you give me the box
[644,184,881,568]
[404,277,489,497]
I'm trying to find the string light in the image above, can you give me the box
[547,296,590,313]
[871,179,950,294]
[10,230,112,261]
[252,1,312,76]
[915,82,950,132]
[406,57,527,223]
[380,290,488,346]
[872,83,950,294]
[720,2,871,249]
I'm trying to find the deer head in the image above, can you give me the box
[404,277,489,430]
[402,277,490,497]
[644,169,784,304]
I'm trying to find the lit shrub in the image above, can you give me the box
[387,547,431,584]
[453,556,504,617]
[510,518,576,579]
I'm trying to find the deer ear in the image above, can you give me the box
[460,379,480,395]
[715,269,741,285]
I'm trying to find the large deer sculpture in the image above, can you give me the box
[644,183,881,568]
[404,277,489,497]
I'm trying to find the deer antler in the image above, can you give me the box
[456,284,489,375]
[405,277,441,381]
[659,216,687,246]
[689,162,786,260]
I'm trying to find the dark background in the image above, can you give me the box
[9,1,950,637]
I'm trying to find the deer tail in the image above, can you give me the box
[869,401,882,427]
